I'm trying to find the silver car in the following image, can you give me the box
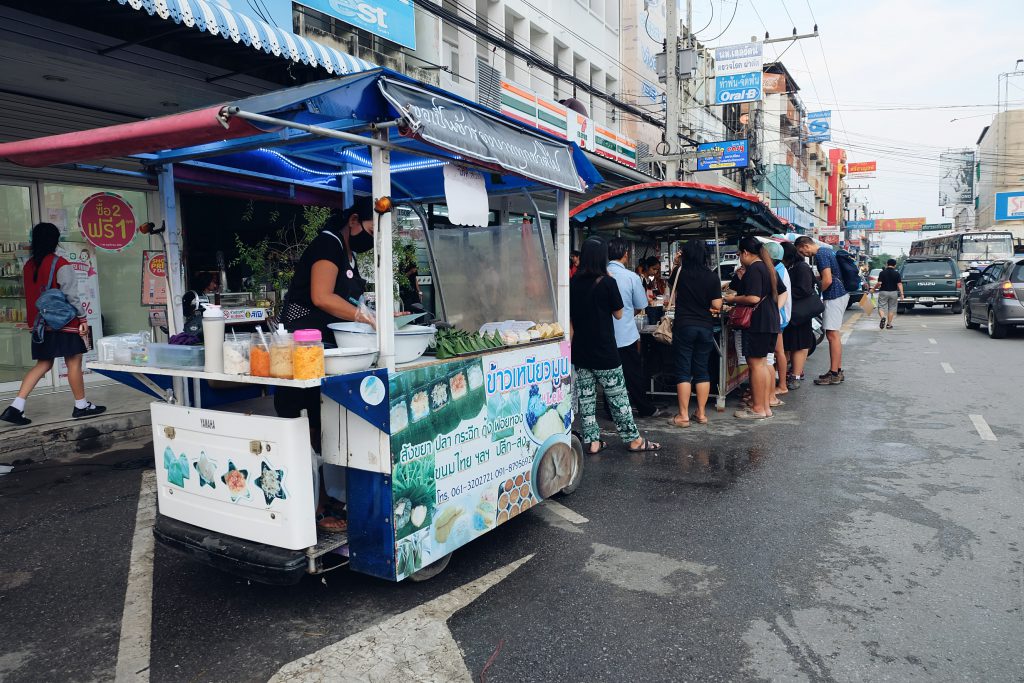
[964,258,1024,338]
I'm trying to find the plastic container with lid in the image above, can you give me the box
[269,324,294,379]
[223,335,250,375]
[250,333,271,377]
[292,329,325,380]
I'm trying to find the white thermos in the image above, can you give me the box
[202,304,225,373]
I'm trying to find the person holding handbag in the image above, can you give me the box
[570,238,660,454]
[607,238,660,418]
[669,240,722,427]
[724,236,786,420]
[782,242,818,389]
[1,222,105,427]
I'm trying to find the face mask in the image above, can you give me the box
[349,225,374,253]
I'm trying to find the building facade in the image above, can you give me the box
[975,109,1024,238]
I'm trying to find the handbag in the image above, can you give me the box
[789,294,825,326]
[32,256,78,343]
[727,297,764,330]
[652,266,683,345]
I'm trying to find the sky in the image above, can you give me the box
[686,0,1024,250]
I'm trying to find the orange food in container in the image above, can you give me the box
[292,329,325,380]
[249,341,270,377]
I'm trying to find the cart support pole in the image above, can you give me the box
[714,219,726,412]
[158,164,186,404]
[372,129,396,371]
[556,190,570,334]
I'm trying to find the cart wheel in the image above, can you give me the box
[409,552,452,582]
[559,435,585,496]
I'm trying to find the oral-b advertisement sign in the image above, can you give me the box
[297,0,416,48]
[714,42,763,104]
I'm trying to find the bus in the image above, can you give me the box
[909,231,1014,273]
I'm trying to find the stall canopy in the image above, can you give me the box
[0,68,602,201]
[570,181,789,238]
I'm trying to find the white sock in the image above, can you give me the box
[75,398,90,410]
[11,397,26,412]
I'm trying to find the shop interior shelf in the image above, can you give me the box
[87,361,324,389]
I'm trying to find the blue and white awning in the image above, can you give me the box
[111,0,376,75]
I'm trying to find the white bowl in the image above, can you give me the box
[328,322,436,364]
[324,346,377,375]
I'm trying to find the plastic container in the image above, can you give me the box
[270,325,294,379]
[292,329,325,380]
[250,334,271,377]
[202,304,225,373]
[147,343,205,370]
[223,336,250,375]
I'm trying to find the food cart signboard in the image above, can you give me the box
[389,342,573,579]
[141,250,168,306]
[378,78,585,193]
[79,192,137,252]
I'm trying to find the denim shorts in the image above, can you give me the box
[673,325,715,384]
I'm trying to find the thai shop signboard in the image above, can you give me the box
[846,161,876,178]
[872,217,926,232]
[389,343,574,580]
[921,222,953,232]
[499,81,638,169]
[380,78,584,192]
[696,139,749,170]
[714,42,763,104]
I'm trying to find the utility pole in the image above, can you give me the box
[663,0,684,180]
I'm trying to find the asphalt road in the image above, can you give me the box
[1,307,1022,682]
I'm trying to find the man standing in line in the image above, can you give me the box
[873,258,904,330]
[607,238,661,418]
[794,236,849,385]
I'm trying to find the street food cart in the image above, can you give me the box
[0,69,601,584]
[569,182,789,411]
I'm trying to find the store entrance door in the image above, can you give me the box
[0,179,50,394]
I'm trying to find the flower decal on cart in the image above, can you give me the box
[193,452,217,489]
[220,461,250,502]
[163,447,190,488]
[254,461,287,506]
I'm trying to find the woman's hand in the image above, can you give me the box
[78,321,89,337]
[354,307,377,329]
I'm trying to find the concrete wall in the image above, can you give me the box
[976,109,1024,238]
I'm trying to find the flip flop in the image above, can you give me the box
[628,437,661,452]
[670,415,691,428]
[734,407,768,420]
[586,441,608,455]
[691,413,709,425]
[316,513,348,533]
[769,399,785,407]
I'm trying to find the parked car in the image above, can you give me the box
[964,258,1024,338]
[867,268,882,290]
[898,257,962,314]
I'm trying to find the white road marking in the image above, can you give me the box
[270,555,535,682]
[969,414,997,442]
[841,330,852,343]
[921,324,927,328]
[540,500,589,525]
[941,363,955,374]
[115,470,156,682]
[928,338,937,344]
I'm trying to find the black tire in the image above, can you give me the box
[988,309,1007,339]
[964,305,980,330]
[409,552,452,582]
[951,301,962,315]
[559,434,585,495]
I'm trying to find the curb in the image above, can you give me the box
[0,410,152,465]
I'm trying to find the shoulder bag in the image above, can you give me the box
[32,257,79,343]
[727,296,765,331]
[652,267,682,345]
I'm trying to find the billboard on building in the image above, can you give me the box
[846,219,875,230]
[296,0,416,48]
[938,150,974,206]
[762,72,786,95]
[714,42,763,104]
[806,111,831,143]
[871,217,927,232]
[696,140,749,170]
[994,191,1024,221]
[846,161,876,178]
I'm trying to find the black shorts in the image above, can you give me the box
[742,331,777,359]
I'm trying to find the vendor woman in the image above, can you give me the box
[274,196,375,532]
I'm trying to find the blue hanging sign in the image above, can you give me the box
[297,0,417,49]
[806,111,832,143]
[696,139,749,170]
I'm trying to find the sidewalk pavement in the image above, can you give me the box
[0,382,153,464]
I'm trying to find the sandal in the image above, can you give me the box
[628,437,661,452]
[586,441,608,455]
[670,415,690,428]
[769,398,785,407]
[734,407,768,420]
[316,513,348,533]
[691,413,709,425]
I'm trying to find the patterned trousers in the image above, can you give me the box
[575,365,640,445]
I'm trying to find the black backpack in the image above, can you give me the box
[834,249,862,293]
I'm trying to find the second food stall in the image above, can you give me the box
[0,68,601,584]
[569,182,790,411]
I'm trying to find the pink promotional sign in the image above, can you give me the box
[79,192,137,252]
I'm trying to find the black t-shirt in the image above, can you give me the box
[570,273,624,370]
[283,231,365,335]
[674,267,722,329]
[878,268,902,291]
[737,260,786,334]
[787,260,815,300]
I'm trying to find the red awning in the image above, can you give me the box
[0,106,264,168]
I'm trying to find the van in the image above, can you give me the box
[898,257,961,314]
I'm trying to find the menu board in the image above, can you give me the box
[389,342,573,579]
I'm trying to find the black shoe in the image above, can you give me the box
[0,406,31,426]
[72,403,106,420]
[879,317,886,329]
